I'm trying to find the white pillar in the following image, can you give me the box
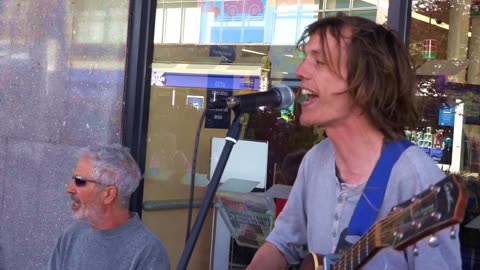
[447,0,472,83]
[467,16,480,84]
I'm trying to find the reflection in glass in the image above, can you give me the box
[410,0,480,177]
[165,6,182,43]
[154,8,164,43]
[353,0,377,8]
[326,0,349,9]
[153,0,380,44]
[351,9,377,22]
[143,0,386,268]
[184,7,202,43]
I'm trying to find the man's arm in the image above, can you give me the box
[247,241,288,270]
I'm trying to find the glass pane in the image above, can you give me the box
[144,0,390,268]
[154,8,164,43]
[298,12,319,34]
[300,0,322,8]
[273,15,299,44]
[325,10,339,17]
[165,6,182,43]
[326,0,349,9]
[351,9,377,22]
[297,8,319,38]
[75,10,107,44]
[183,7,202,43]
[353,0,377,8]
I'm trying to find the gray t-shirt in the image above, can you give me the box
[267,139,461,269]
[48,213,170,270]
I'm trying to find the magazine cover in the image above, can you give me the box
[215,191,276,248]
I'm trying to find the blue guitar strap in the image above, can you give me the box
[346,140,413,237]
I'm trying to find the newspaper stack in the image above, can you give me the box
[215,191,276,248]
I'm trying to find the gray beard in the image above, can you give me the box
[72,199,103,224]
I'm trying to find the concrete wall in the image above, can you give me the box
[0,0,130,268]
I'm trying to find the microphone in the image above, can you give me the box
[208,84,295,113]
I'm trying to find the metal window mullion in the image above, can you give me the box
[387,0,412,45]
[180,1,185,44]
[296,0,302,41]
[162,4,168,43]
[241,2,246,43]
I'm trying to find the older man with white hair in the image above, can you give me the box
[48,144,170,270]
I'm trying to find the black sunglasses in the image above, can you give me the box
[73,175,101,187]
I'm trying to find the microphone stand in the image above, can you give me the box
[177,111,245,270]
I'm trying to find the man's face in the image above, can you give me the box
[66,157,104,222]
[295,27,356,127]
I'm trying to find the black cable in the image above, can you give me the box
[185,109,208,242]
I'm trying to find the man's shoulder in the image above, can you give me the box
[384,144,446,202]
[126,220,169,260]
[305,139,332,157]
[129,218,166,247]
[300,139,334,168]
[397,145,444,177]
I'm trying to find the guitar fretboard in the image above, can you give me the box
[332,228,378,270]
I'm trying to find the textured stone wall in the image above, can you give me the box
[0,0,130,268]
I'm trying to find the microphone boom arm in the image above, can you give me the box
[177,112,245,270]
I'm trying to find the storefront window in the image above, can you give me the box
[410,0,479,176]
[144,1,389,268]
[409,1,480,268]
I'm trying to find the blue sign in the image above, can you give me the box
[151,71,259,91]
[438,103,455,127]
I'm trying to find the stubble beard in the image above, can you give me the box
[72,197,103,224]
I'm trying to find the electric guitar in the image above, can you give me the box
[300,174,467,270]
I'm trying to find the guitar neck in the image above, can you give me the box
[332,224,382,270]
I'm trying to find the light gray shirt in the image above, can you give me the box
[48,213,170,270]
[267,139,461,269]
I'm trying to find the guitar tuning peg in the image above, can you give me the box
[450,226,456,239]
[428,235,439,247]
[413,245,419,256]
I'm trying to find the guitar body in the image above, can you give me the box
[299,253,323,270]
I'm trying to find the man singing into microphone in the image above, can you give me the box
[247,14,461,269]
[48,144,170,270]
